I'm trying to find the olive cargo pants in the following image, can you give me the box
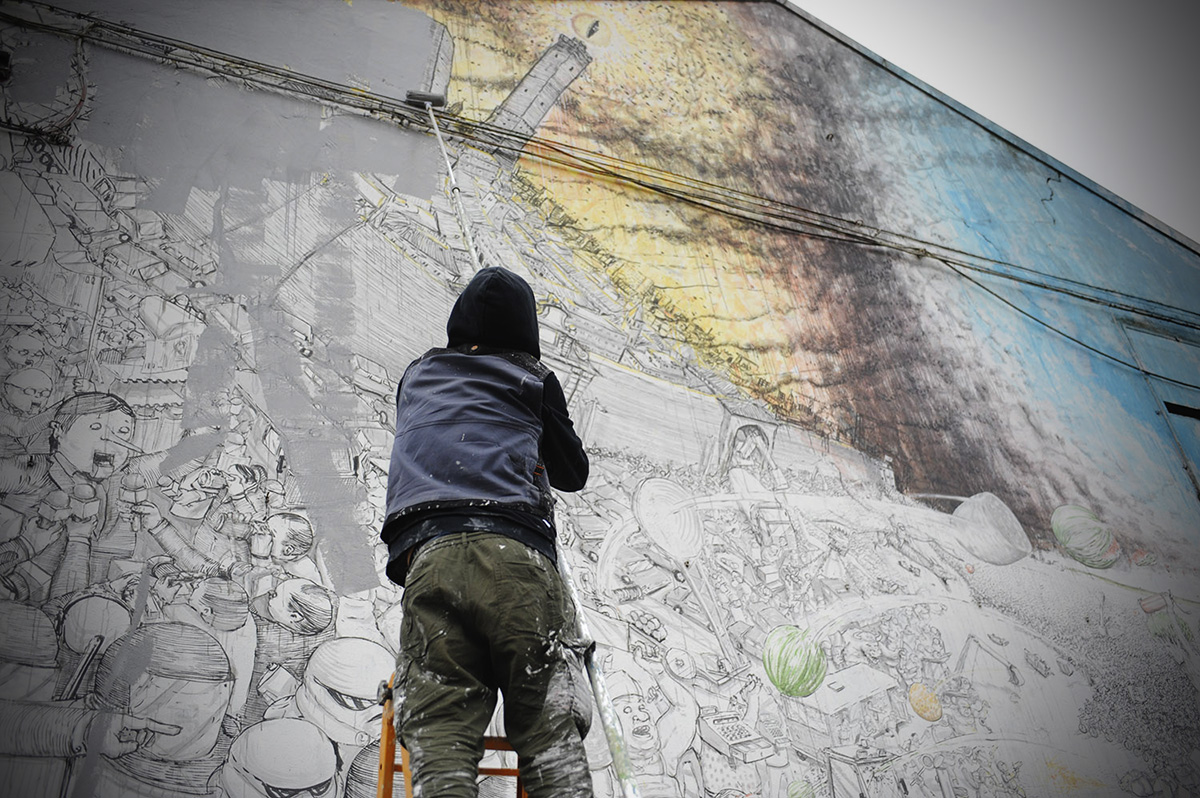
[396,531,594,798]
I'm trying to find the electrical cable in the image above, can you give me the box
[51,35,89,132]
[0,2,427,131]
[8,0,1195,324]
[448,110,1200,330]
[8,0,1200,392]
[441,114,1200,394]
[938,256,1200,392]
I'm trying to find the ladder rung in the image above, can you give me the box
[379,672,528,798]
[392,736,518,767]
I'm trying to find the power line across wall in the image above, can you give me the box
[6,0,1199,393]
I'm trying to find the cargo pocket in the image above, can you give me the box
[561,635,595,739]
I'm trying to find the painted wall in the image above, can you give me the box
[1,1,1198,796]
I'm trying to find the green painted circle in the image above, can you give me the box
[763,625,826,697]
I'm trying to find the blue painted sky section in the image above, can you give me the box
[836,57,1200,546]
[831,39,1200,309]
[1125,327,1200,498]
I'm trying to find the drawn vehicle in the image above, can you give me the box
[781,663,904,760]
[827,744,908,798]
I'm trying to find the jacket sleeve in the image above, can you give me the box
[540,371,588,492]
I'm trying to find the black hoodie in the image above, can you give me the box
[381,267,587,585]
[446,266,542,359]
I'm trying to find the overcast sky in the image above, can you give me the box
[792,0,1200,246]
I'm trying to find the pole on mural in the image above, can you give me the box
[558,552,642,798]
[404,91,482,272]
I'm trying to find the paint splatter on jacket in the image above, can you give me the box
[381,267,588,586]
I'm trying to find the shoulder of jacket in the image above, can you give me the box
[447,345,549,380]
[501,351,550,379]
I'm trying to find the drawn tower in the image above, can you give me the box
[420,20,453,97]
[484,34,592,163]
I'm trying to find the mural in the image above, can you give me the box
[1,1,1198,797]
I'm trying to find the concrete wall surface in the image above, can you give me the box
[1,1,1198,796]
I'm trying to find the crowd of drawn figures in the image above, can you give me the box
[2,14,1199,798]
[0,127,408,797]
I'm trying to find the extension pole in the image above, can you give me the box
[558,553,641,798]
[418,99,482,271]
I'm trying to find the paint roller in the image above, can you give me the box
[404,90,481,271]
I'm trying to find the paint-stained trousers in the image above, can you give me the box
[396,531,595,798]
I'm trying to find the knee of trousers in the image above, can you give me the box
[518,737,595,798]
[505,655,593,757]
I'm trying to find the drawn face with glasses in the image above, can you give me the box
[3,331,48,370]
[3,367,53,415]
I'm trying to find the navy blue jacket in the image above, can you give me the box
[381,268,587,585]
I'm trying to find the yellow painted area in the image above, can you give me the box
[404,0,839,425]
[1045,758,1106,791]
[907,682,943,722]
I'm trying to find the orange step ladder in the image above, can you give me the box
[377,674,528,798]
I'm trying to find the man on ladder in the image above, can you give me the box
[380,266,594,797]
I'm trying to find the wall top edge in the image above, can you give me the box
[754,0,1200,257]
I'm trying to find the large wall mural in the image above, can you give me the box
[1,2,1198,797]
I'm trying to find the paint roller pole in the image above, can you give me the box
[405,91,482,271]
[558,552,641,798]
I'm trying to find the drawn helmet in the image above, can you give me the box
[60,593,132,656]
[218,718,338,798]
[94,622,232,760]
[0,600,59,701]
[341,740,384,798]
[294,636,391,746]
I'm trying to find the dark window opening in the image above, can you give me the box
[1165,402,1200,421]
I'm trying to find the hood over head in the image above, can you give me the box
[446,267,541,358]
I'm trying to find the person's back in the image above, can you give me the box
[381,267,593,798]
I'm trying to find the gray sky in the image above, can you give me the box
[793,0,1200,246]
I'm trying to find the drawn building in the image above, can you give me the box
[484,33,593,162]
